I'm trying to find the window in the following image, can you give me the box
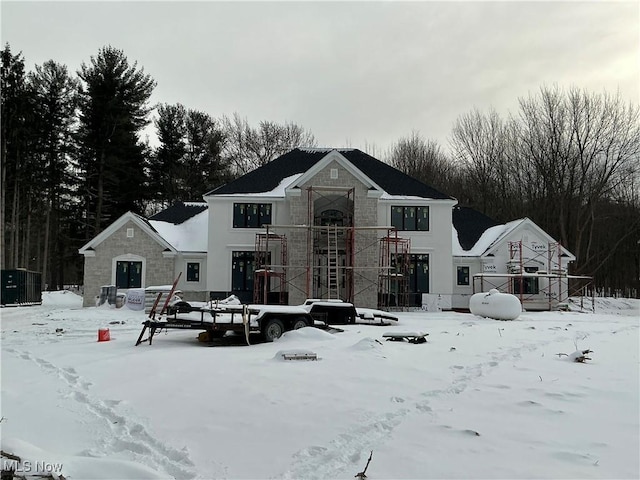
[115,261,142,289]
[513,277,539,295]
[391,206,429,231]
[457,266,470,286]
[231,251,256,292]
[186,262,200,282]
[319,209,345,226]
[126,228,134,238]
[392,253,429,306]
[233,203,272,228]
[408,254,429,294]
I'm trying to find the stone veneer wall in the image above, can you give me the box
[287,160,379,307]
[82,221,174,306]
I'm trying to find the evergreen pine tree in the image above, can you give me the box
[76,46,155,237]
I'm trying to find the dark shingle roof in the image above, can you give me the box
[452,206,500,251]
[206,148,453,200]
[148,202,208,225]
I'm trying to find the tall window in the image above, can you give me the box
[391,206,429,231]
[231,251,256,292]
[186,262,200,282]
[408,254,429,296]
[457,266,470,286]
[233,203,272,228]
[392,253,429,306]
[115,261,142,289]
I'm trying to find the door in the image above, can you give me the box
[115,261,142,289]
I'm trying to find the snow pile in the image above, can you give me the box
[2,436,170,479]
[348,337,382,351]
[276,325,336,343]
[1,293,638,479]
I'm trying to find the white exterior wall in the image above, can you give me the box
[377,198,457,298]
[173,252,208,301]
[451,257,482,310]
[206,195,287,293]
[207,191,457,306]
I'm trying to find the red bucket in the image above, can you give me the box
[98,328,111,342]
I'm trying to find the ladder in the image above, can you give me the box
[327,225,339,299]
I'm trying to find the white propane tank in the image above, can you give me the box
[469,289,522,320]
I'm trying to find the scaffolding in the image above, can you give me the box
[474,241,593,310]
[378,233,411,309]
[252,232,287,304]
[250,185,411,308]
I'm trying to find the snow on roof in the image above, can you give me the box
[453,218,539,257]
[299,147,356,153]
[453,223,509,256]
[149,209,208,252]
[379,193,437,201]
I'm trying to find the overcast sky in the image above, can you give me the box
[2,1,638,156]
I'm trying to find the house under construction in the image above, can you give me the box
[205,149,457,310]
[201,149,585,311]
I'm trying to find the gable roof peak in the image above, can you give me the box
[207,148,453,200]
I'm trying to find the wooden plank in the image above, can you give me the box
[135,323,148,346]
[158,272,183,318]
[148,292,163,320]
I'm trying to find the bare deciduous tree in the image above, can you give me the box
[221,113,317,175]
[386,131,454,194]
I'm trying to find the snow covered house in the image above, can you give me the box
[452,207,577,311]
[78,202,208,307]
[78,148,579,311]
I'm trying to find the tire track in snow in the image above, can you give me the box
[278,334,570,480]
[5,348,205,479]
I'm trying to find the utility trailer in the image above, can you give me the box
[135,302,314,346]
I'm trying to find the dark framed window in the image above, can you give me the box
[231,251,256,292]
[186,262,200,282]
[115,261,142,289]
[457,266,470,286]
[513,277,539,295]
[391,253,429,306]
[233,203,272,228]
[391,206,429,231]
[408,254,429,294]
[319,209,345,226]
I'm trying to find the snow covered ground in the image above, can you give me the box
[1,292,638,479]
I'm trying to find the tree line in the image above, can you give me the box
[388,87,640,295]
[1,44,316,289]
[2,44,638,294]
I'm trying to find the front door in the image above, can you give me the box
[115,261,142,289]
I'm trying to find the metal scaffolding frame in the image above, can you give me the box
[251,185,410,307]
[378,233,411,309]
[474,241,594,310]
[253,232,288,304]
